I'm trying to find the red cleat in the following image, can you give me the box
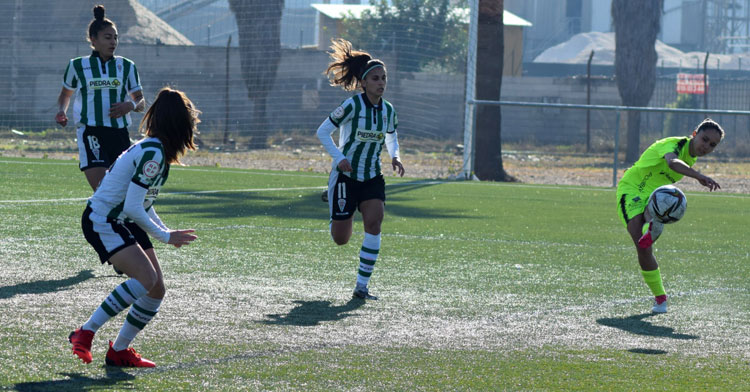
[69,328,95,364]
[105,341,156,368]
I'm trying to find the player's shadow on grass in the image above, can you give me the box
[596,313,699,340]
[259,298,365,326]
[627,348,668,355]
[159,180,469,221]
[0,270,94,299]
[13,369,134,392]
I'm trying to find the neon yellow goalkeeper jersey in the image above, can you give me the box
[619,136,697,196]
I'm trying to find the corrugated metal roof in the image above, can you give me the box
[503,10,533,27]
[311,4,532,27]
[311,4,372,19]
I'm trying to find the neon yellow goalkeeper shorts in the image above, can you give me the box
[616,184,648,228]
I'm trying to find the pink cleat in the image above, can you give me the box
[638,221,663,249]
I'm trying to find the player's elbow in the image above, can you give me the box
[666,159,681,171]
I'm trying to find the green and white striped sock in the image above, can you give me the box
[357,233,381,287]
[82,279,147,333]
[113,295,162,351]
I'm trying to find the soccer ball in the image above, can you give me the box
[646,185,687,224]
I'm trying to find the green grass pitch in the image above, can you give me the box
[0,156,748,391]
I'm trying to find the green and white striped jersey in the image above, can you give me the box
[62,51,142,128]
[329,93,398,181]
[88,137,169,222]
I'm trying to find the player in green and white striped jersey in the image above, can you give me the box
[316,39,405,300]
[71,87,199,368]
[55,5,145,191]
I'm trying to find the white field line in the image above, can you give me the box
[0,197,89,204]
[0,186,326,204]
[0,159,71,165]
[167,186,325,195]
[0,159,328,178]
[173,166,327,179]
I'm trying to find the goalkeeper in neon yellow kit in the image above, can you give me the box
[616,118,724,313]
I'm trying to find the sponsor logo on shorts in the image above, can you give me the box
[87,135,101,162]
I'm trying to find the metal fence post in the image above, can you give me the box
[612,111,620,188]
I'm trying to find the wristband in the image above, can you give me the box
[130,101,137,111]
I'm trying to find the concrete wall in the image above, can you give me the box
[3,39,745,148]
[0,41,465,142]
[499,76,621,145]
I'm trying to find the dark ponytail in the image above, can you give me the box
[325,39,385,91]
[140,87,200,164]
[87,5,116,41]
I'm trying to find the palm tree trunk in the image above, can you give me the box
[229,0,283,149]
[612,0,663,163]
[474,0,515,181]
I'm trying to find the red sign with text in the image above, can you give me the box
[676,73,707,94]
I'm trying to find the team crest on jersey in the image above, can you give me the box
[88,78,121,90]
[355,129,384,142]
[142,160,160,178]
[331,105,346,121]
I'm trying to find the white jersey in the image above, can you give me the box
[328,93,398,181]
[62,51,142,128]
[88,137,169,223]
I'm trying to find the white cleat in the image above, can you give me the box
[652,300,668,313]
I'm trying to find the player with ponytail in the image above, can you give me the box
[616,118,723,313]
[69,87,199,368]
[55,4,146,191]
[317,39,405,300]
[55,5,146,275]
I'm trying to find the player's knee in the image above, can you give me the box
[148,277,166,299]
[363,221,382,235]
[332,234,350,246]
[135,269,159,292]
